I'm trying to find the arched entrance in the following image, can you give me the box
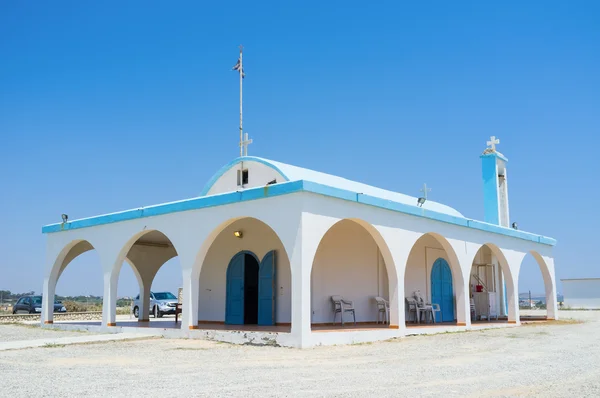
[225,250,277,326]
[197,217,290,329]
[470,243,517,323]
[404,232,464,325]
[431,258,454,322]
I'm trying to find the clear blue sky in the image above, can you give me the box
[1,1,598,298]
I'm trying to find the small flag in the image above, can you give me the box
[232,58,245,78]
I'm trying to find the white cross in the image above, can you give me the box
[240,132,253,156]
[487,136,500,151]
[420,183,431,200]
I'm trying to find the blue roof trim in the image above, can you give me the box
[199,156,291,196]
[42,180,304,233]
[42,180,556,246]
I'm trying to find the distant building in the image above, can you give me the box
[561,278,600,309]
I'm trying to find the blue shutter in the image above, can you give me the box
[225,252,245,325]
[258,250,276,326]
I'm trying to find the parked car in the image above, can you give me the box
[12,295,67,314]
[132,291,178,318]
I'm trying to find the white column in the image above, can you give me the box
[290,251,311,348]
[542,256,559,320]
[451,245,473,328]
[289,213,320,348]
[138,281,151,321]
[102,270,118,327]
[506,276,520,324]
[41,276,56,325]
[181,268,199,329]
[456,282,471,327]
[384,243,412,333]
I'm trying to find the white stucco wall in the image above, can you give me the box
[562,279,600,309]
[206,160,286,196]
[198,217,292,323]
[311,220,389,324]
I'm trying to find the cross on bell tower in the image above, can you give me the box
[487,136,500,152]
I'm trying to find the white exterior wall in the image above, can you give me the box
[562,279,600,309]
[311,220,388,324]
[206,161,286,196]
[198,218,291,323]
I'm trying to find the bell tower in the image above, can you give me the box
[481,136,510,227]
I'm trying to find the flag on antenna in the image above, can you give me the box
[232,58,245,78]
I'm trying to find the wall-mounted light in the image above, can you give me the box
[417,197,426,207]
[233,230,243,238]
[511,222,518,230]
[61,214,68,223]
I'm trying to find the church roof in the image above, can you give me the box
[202,156,464,218]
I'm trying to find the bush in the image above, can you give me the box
[63,301,86,312]
[62,301,102,312]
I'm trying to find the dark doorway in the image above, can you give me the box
[243,254,259,324]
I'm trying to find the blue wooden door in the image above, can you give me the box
[258,250,276,326]
[431,258,455,322]
[225,252,245,325]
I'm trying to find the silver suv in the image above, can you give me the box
[132,291,178,318]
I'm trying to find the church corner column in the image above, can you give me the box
[290,213,317,348]
[41,276,56,325]
[180,266,200,329]
[542,255,559,321]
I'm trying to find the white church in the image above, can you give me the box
[41,136,558,348]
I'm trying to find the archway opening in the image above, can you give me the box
[311,219,390,328]
[44,240,100,323]
[470,244,511,323]
[518,251,555,320]
[198,217,290,330]
[121,230,179,324]
[404,233,462,326]
[54,249,103,313]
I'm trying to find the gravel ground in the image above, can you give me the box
[0,310,599,397]
[0,324,91,342]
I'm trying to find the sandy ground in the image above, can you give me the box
[0,310,599,397]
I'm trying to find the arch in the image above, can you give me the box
[111,229,180,323]
[310,218,398,327]
[192,216,292,281]
[404,232,465,325]
[469,242,518,323]
[43,239,100,324]
[518,250,556,320]
[196,217,292,328]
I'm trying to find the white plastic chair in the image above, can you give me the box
[413,291,436,324]
[374,297,390,324]
[406,298,419,323]
[331,295,356,326]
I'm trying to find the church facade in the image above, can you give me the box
[41,140,557,348]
